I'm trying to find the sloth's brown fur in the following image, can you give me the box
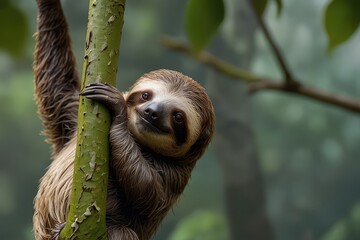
[33,0,215,240]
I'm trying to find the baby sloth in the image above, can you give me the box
[33,1,215,239]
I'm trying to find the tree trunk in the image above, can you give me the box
[208,0,274,239]
[60,0,125,239]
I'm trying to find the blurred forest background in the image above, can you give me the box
[1,0,360,239]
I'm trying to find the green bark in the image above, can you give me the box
[60,0,125,239]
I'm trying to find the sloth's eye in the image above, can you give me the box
[173,112,184,124]
[141,92,150,101]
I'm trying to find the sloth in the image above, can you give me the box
[33,0,215,240]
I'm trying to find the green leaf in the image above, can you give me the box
[169,211,229,240]
[0,5,29,57]
[251,0,268,16]
[324,0,360,50]
[273,0,283,17]
[250,0,282,17]
[185,0,225,52]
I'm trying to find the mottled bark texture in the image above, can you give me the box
[59,0,125,239]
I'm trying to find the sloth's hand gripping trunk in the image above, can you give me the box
[81,83,165,215]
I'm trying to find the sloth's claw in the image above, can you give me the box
[81,83,126,116]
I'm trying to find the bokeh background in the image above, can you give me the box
[1,0,360,239]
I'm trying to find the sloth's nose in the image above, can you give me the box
[144,102,164,120]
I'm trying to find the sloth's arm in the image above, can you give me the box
[34,0,80,154]
[81,84,164,213]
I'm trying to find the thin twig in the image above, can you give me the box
[162,37,360,114]
[247,0,293,83]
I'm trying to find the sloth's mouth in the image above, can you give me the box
[137,111,170,134]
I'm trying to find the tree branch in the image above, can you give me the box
[248,80,360,113]
[162,37,263,82]
[247,0,294,83]
[162,37,360,114]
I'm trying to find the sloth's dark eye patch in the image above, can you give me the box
[172,111,187,145]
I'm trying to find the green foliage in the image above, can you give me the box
[274,0,283,16]
[322,221,348,240]
[187,0,360,51]
[0,2,29,57]
[251,0,268,16]
[251,0,282,16]
[185,0,225,52]
[0,72,47,240]
[169,211,229,240]
[322,203,360,240]
[324,0,360,50]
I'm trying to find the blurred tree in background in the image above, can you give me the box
[1,0,360,240]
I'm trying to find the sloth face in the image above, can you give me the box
[125,78,202,158]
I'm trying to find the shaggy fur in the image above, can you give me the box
[33,0,215,239]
